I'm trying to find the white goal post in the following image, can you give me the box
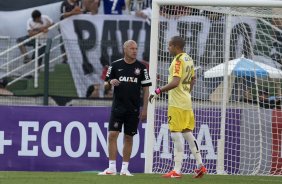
[145,0,282,175]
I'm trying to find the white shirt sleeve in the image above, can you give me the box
[26,18,32,31]
[42,15,54,25]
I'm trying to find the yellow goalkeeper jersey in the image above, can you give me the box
[168,52,195,110]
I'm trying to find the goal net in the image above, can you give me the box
[145,0,282,175]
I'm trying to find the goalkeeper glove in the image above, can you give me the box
[149,88,161,103]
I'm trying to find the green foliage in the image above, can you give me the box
[8,64,77,97]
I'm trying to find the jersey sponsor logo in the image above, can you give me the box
[174,60,181,74]
[184,56,189,62]
[134,68,141,75]
[119,76,138,83]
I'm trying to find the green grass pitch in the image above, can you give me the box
[0,172,281,184]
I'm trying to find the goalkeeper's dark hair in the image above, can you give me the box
[32,10,41,20]
[171,36,185,49]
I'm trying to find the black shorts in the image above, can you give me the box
[108,111,139,136]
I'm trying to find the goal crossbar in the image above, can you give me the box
[153,0,282,7]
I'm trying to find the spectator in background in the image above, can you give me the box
[86,84,100,98]
[127,0,152,24]
[83,0,100,14]
[127,0,151,11]
[17,10,53,65]
[60,0,82,20]
[0,78,13,96]
[258,89,269,102]
[103,0,126,14]
[160,5,192,18]
[202,10,223,21]
[276,98,282,109]
[243,87,253,103]
[104,87,113,98]
[60,0,83,63]
[271,8,282,67]
[258,89,277,109]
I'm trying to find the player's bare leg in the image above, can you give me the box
[108,131,119,161]
[120,134,134,176]
[98,131,119,175]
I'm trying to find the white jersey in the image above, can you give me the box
[26,15,53,44]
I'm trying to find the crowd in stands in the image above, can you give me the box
[16,0,153,65]
[11,0,153,98]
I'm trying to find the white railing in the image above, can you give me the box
[0,22,66,88]
[0,36,10,73]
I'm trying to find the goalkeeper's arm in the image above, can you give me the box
[149,76,180,103]
[190,76,196,93]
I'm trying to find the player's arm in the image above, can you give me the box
[104,65,112,90]
[104,66,120,90]
[148,76,180,103]
[140,86,149,121]
[190,76,196,93]
[159,76,180,93]
[149,59,182,103]
[161,59,182,92]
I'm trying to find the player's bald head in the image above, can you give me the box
[170,36,185,50]
[123,40,137,49]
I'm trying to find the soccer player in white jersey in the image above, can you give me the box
[149,36,207,178]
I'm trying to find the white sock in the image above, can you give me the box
[121,161,129,171]
[109,160,116,171]
[182,132,203,167]
[171,132,184,174]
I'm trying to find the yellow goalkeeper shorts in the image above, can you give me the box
[167,106,195,132]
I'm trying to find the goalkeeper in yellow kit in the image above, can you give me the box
[149,36,207,178]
